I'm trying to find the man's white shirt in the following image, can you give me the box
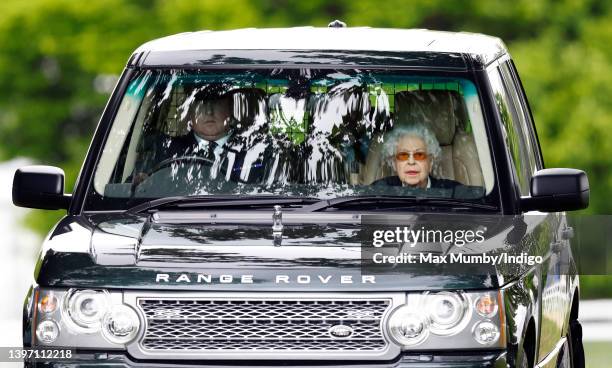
[194,134,229,160]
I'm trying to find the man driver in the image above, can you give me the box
[188,91,233,161]
[132,86,258,187]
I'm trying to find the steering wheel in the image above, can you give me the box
[147,155,215,176]
[131,155,216,196]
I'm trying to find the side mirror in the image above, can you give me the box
[12,166,71,210]
[521,168,589,212]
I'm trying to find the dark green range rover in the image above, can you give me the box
[13,26,589,367]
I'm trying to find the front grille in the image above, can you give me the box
[135,296,394,358]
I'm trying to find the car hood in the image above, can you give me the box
[35,211,544,291]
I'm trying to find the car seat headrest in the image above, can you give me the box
[394,90,463,145]
[308,87,371,123]
[229,88,267,124]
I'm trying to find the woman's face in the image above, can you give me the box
[393,135,432,188]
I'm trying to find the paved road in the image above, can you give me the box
[579,299,612,342]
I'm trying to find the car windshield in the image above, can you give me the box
[87,68,496,210]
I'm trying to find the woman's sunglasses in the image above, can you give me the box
[395,151,428,161]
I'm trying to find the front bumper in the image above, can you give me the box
[26,351,507,367]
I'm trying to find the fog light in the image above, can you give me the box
[36,320,60,344]
[387,306,429,346]
[101,305,140,344]
[39,293,59,314]
[475,294,498,317]
[473,320,500,345]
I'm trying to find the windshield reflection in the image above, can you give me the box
[90,69,493,210]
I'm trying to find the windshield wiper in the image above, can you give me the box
[127,194,497,214]
[126,195,318,214]
[300,195,498,212]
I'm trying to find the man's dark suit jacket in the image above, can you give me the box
[373,175,462,189]
[142,132,267,183]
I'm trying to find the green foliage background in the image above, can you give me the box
[0,0,610,297]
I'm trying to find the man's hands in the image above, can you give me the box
[132,172,149,187]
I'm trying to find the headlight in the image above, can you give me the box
[387,306,429,346]
[35,288,141,349]
[101,305,140,344]
[427,291,470,335]
[473,320,500,345]
[63,289,110,332]
[36,320,60,344]
[386,290,504,350]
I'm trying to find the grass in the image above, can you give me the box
[584,342,612,368]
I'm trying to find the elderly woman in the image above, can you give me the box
[374,124,461,189]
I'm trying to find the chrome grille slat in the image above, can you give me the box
[139,299,387,321]
[141,339,388,351]
[145,320,382,340]
[135,296,393,356]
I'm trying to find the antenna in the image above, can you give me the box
[328,20,347,28]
